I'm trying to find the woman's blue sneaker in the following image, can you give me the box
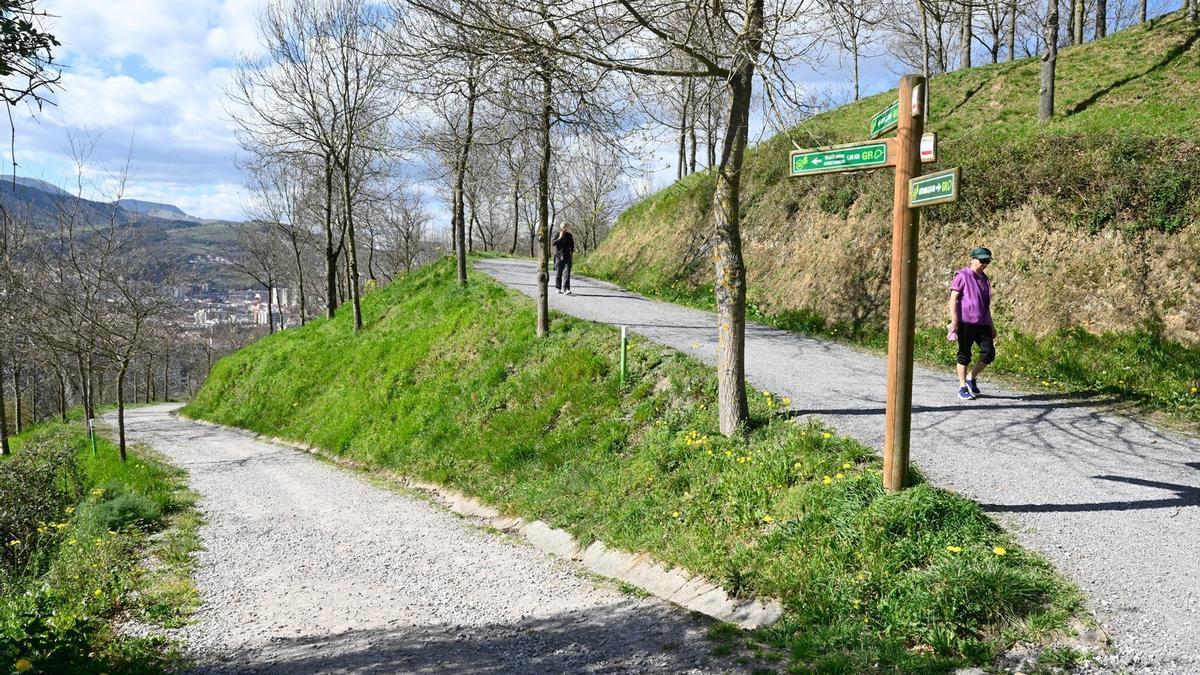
[967,379,982,396]
[958,386,975,400]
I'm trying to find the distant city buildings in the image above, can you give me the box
[186,287,299,329]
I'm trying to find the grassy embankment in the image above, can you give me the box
[185,259,1086,673]
[0,420,201,674]
[580,12,1200,424]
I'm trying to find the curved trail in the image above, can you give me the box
[111,404,743,674]
[478,257,1200,674]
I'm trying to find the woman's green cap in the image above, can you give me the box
[970,247,992,261]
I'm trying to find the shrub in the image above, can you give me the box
[94,493,164,532]
[0,432,84,570]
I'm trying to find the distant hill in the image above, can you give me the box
[0,176,250,288]
[584,12,1200,344]
[118,198,200,222]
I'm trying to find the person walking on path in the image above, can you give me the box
[949,247,996,400]
[552,223,576,295]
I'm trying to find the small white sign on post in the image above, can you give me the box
[920,133,937,164]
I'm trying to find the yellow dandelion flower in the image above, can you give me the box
[842,462,852,470]
[822,476,833,485]
[706,449,713,455]
[855,572,866,581]
[822,432,832,440]
[54,523,68,530]
[65,506,75,514]
[15,658,33,672]
[993,546,1007,556]
[782,397,791,406]
[852,599,860,608]
[761,515,774,523]
[792,462,802,470]
[835,473,844,479]
[7,540,20,547]
[672,511,680,519]
[1192,386,1198,395]
[94,589,103,597]
[946,546,962,553]
[68,539,77,546]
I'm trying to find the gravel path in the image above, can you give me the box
[478,257,1200,674]
[110,404,746,674]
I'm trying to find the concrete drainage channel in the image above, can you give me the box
[180,413,785,631]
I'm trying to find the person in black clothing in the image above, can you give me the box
[552,223,575,295]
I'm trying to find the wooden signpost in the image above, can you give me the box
[789,75,961,492]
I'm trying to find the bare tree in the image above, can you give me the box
[230,0,396,334]
[228,221,289,334]
[243,151,319,326]
[824,0,881,99]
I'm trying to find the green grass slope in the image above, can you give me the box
[582,12,1200,422]
[185,259,1086,672]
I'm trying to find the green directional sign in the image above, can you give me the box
[870,100,900,137]
[790,141,889,176]
[909,167,961,207]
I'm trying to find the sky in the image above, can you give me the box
[9,0,268,220]
[6,0,908,223]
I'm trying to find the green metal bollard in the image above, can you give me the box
[619,326,628,386]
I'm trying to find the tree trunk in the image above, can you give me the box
[323,156,339,318]
[535,66,552,338]
[267,280,276,334]
[293,243,308,326]
[1007,0,1017,60]
[117,362,128,462]
[455,72,478,286]
[1040,0,1059,123]
[162,350,170,402]
[509,177,521,254]
[58,370,67,422]
[145,357,152,404]
[0,352,9,455]
[1191,0,1197,23]
[341,162,364,333]
[852,44,861,100]
[1080,0,1089,43]
[1138,0,1146,23]
[1095,0,1106,38]
[919,0,931,110]
[677,82,688,180]
[12,367,22,434]
[713,0,762,437]
[961,1,973,69]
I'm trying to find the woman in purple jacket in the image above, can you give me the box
[948,247,996,400]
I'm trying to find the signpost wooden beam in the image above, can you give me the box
[883,75,925,493]
[788,75,958,494]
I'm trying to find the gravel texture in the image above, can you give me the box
[478,257,1200,674]
[110,404,747,674]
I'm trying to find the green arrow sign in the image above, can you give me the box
[870,100,900,137]
[790,141,890,176]
[909,167,961,207]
